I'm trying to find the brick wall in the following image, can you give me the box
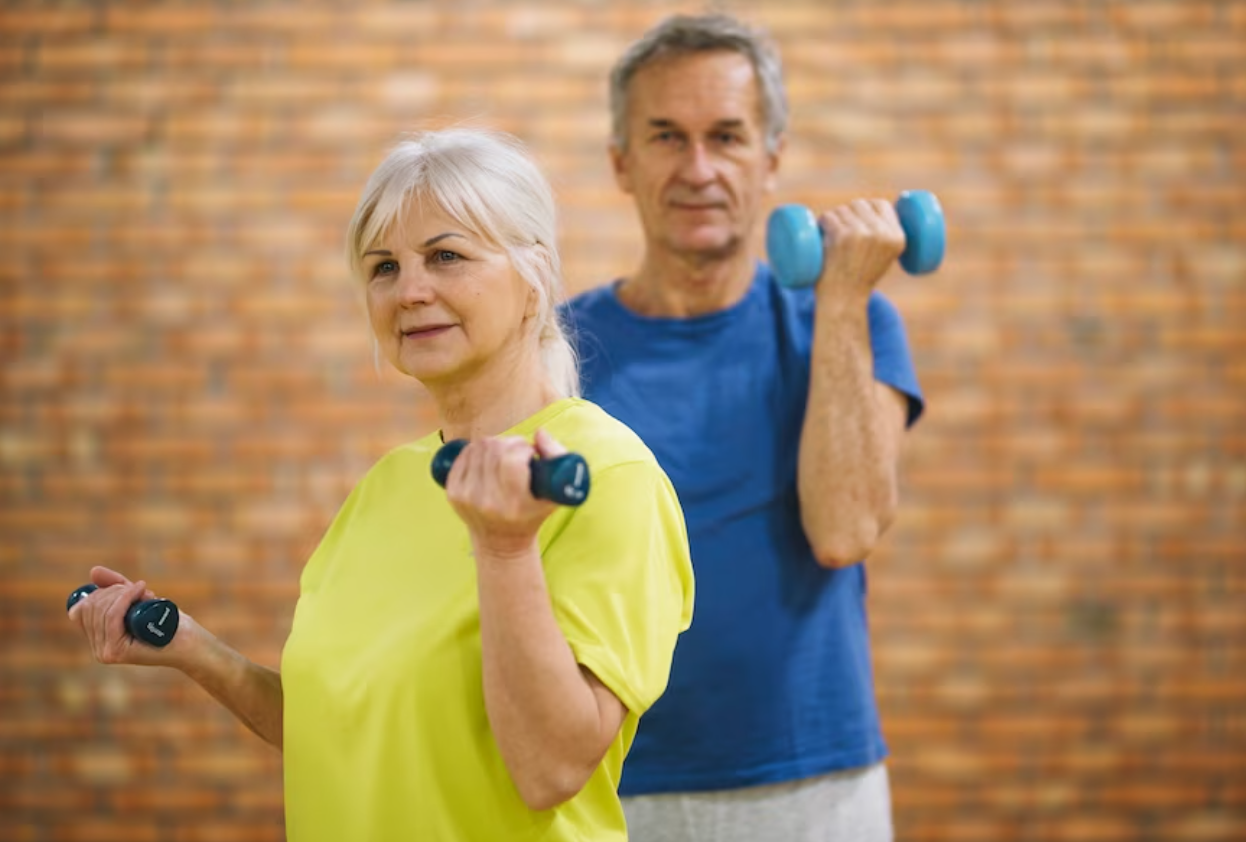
[2,1,1242,839]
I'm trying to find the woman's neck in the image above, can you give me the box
[430,347,562,442]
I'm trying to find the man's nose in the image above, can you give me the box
[677,142,717,186]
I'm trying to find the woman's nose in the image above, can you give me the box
[395,264,435,305]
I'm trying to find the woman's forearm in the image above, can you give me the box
[175,617,284,749]
[474,540,618,811]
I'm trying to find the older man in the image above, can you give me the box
[564,13,925,841]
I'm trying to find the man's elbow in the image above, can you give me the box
[811,536,875,569]
[808,509,896,569]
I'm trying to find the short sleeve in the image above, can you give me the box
[539,460,694,716]
[868,291,925,427]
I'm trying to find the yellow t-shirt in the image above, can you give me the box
[281,398,694,841]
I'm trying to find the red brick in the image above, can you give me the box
[109,786,224,814]
[1033,815,1139,842]
[103,6,219,33]
[1109,1,1218,30]
[1156,813,1246,842]
[991,4,1091,30]
[0,7,98,35]
[285,42,402,72]
[849,3,978,30]
[49,821,164,842]
[1097,781,1213,810]
[35,110,151,145]
[163,42,279,72]
[900,817,1023,842]
[169,823,287,842]
[37,39,149,74]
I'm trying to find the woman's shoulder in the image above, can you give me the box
[546,398,660,474]
[347,432,443,496]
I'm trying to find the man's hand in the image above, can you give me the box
[816,198,907,303]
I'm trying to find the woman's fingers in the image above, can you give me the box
[91,566,132,588]
[533,427,568,459]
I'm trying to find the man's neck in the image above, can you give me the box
[616,248,756,319]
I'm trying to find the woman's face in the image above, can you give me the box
[360,202,537,387]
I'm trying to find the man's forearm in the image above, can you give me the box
[798,297,901,567]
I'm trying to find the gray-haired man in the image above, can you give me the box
[563,13,926,841]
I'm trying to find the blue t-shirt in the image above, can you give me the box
[562,263,924,795]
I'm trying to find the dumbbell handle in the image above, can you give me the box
[431,439,591,507]
[767,190,946,288]
[66,584,180,648]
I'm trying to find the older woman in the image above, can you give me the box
[69,128,695,841]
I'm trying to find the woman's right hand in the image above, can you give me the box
[68,565,199,669]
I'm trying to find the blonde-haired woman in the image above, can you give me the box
[70,128,695,841]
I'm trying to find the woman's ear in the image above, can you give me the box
[520,246,549,321]
[525,283,539,320]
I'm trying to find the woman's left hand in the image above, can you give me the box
[445,428,566,559]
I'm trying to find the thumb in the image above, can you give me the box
[91,566,132,588]
[533,427,568,459]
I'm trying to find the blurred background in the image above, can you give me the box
[1,1,1242,840]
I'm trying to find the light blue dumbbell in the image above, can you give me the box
[766,190,946,288]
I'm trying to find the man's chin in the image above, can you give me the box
[666,232,741,264]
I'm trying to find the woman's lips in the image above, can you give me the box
[402,325,454,340]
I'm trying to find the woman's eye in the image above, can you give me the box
[432,250,461,264]
[373,260,398,277]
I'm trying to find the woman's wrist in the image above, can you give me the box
[471,532,542,568]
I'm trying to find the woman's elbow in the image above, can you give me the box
[513,760,595,811]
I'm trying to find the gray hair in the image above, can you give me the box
[345,129,579,399]
[609,12,789,153]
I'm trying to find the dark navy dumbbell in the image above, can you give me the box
[432,439,591,507]
[66,584,180,648]
[767,190,946,288]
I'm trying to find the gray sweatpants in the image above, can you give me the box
[622,763,893,842]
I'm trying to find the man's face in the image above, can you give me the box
[611,50,781,264]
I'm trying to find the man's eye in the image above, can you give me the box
[716,132,741,145]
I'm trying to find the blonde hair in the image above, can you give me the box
[346,129,579,398]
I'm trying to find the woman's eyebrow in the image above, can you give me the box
[362,233,464,258]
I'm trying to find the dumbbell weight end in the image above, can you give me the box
[66,583,180,648]
[431,439,591,507]
[767,190,946,288]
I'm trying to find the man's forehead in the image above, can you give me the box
[628,52,762,126]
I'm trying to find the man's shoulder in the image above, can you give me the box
[562,282,618,321]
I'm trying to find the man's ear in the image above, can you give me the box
[764,133,785,194]
[610,142,635,195]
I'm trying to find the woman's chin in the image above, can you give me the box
[399,357,465,389]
